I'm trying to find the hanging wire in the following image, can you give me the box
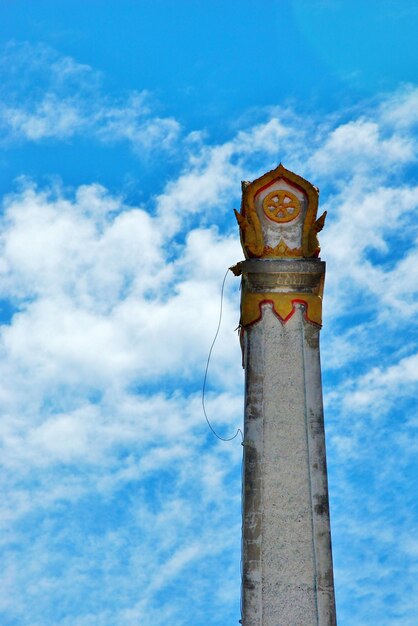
[202,267,243,443]
[202,266,245,623]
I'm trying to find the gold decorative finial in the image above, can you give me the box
[234,164,326,259]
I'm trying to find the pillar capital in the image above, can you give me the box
[233,258,325,328]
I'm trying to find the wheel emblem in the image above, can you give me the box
[262,190,301,224]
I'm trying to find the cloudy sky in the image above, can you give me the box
[1,1,418,624]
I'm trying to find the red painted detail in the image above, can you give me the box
[244,298,321,328]
[253,176,308,200]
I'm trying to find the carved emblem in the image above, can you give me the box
[263,190,301,224]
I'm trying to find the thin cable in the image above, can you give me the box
[202,267,243,443]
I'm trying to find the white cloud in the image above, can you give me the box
[0,42,180,152]
[1,68,418,624]
[379,85,418,129]
[309,118,415,175]
[0,178,244,482]
[2,94,83,140]
[95,93,180,153]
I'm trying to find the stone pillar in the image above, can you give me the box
[233,165,336,626]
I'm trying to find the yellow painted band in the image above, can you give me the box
[241,292,322,327]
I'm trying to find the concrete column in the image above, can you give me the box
[233,164,337,625]
[239,259,336,626]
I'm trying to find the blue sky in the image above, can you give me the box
[0,1,418,625]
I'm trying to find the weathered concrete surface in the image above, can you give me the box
[241,259,336,626]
